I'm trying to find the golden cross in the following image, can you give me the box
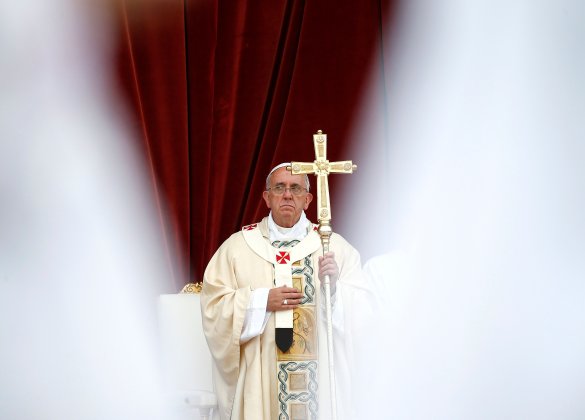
[287,129,356,420]
[287,129,357,250]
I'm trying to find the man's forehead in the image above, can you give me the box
[274,180,302,186]
[270,168,303,184]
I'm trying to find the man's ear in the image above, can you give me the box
[304,192,313,210]
[262,190,271,208]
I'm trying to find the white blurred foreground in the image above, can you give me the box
[346,0,585,419]
[0,1,184,419]
[2,0,585,419]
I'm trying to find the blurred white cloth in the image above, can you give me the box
[348,0,585,418]
[0,1,181,419]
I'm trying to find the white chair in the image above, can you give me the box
[158,284,217,420]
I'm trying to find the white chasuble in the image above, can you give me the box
[243,223,321,419]
[201,217,366,420]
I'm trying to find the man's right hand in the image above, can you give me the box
[267,286,303,312]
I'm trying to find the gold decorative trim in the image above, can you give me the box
[180,282,202,294]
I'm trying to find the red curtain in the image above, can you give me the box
[113,0,395,287]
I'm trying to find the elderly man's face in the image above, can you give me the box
[262,167,313,228]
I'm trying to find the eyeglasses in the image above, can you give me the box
[267,184,307,196]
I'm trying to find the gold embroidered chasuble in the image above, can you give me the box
[201,217,364,420]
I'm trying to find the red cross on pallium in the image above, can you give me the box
[276,251,290,264]
[243,223,258,231]
[313,225,319,231]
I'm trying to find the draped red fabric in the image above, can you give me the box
[113,0,395,287]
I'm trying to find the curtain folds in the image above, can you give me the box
[114,0,394,287]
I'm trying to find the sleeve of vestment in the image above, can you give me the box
[332,233,371,325]
[200,233,252,411]
[329,233,372,419]
[318,234,367,334]
[240,288,270,343]
[328,233,373,350]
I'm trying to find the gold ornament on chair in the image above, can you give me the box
[180,282,202,294]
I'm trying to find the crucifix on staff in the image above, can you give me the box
[287,129,357,420]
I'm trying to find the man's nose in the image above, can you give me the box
[282,187,293,197]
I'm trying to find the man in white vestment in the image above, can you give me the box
[201,163,366,420]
